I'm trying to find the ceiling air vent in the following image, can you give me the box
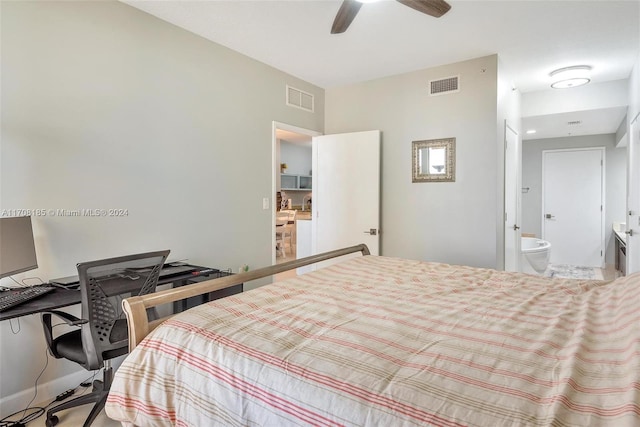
[429,75,460,96]
[567,120,582,126]
[286,85,314,113]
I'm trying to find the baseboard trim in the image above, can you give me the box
[0,368,94,418]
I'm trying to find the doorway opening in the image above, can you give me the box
[271,122,321,279]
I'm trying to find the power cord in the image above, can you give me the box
[0,389,77,427]
[0,348,49,426]
[0,310,99,426]
[4,275,47,334]
[6,276,45,288]
[0,406,42,427]
[0,333,84,427]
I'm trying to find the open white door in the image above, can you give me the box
[312,130,380,265]
[627,114,640,274]
[504,124,521,272]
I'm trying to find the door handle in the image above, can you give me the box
[513,224,520,231]
[364,229,377,236]
[625,229,634,236]
[545,214,555,219]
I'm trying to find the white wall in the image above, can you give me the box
[631,52,640,120]
[280,141,312,176]
[626,51,640,274]
[0,1,324,413]
[325,55,501,268]
[616,114,628,147]
[521,134,626,265]
[522,79,628,117]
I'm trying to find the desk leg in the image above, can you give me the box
[169,272,242,314]
[172,279,191,314]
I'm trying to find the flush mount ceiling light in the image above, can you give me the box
[526,130,537,135]
[550,65,592,89]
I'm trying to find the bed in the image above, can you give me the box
[105,245,640,426]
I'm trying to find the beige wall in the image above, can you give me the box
[0,0,323,410]
[325,55,504,268]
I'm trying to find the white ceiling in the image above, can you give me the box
[123,0,640,140]
[522,106,628,141]
[276,129,312,145]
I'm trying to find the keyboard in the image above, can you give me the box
[0,286,56,312]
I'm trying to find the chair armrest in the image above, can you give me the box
[42,310,87,325]
[41,310,88,358]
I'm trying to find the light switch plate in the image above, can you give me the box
[262,198,269,210]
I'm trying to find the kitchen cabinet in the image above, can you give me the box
[281,174,312,191]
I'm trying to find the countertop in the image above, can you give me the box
[613,222,626,245]
[296,212,312,220]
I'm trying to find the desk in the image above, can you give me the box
[0,265,242,321]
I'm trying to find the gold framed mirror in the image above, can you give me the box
[412,137,456,183]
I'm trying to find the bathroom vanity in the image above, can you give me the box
[614,224,626,276]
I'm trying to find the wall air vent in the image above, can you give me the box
[429,76,460,96]
[567,120,582,126]
[286,85,314,113]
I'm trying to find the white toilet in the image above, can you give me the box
[521,237,551,275]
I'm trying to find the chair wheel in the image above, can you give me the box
[45,415,59,427]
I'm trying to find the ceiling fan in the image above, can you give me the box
[331,0,451,34]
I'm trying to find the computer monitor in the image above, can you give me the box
[0,216,39,279]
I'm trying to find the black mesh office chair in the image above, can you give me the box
[41,250,170,427]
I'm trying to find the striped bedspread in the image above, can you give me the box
[106,255,640,426]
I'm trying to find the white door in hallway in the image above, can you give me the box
[542,148,604,267]
[312,130,380,268]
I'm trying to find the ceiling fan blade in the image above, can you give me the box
[331,0,363,34]
[396,0,451,18]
